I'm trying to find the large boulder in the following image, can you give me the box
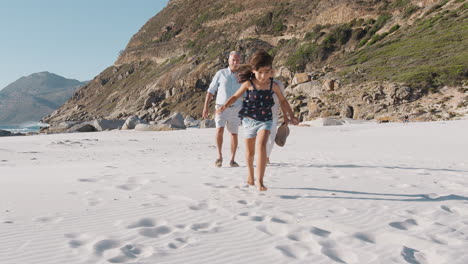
[276,66,292,80]
[143,95,158,109]
[199,119,216,128]
[160,112,186,129]
[90,119,125,131]
[42,121,80,133]
[0,130,12,137]
[184,115,200,128]
[291,73,310,87]
[304,117,346,127]
[322,118,345,126]
[134,123,174,131]
[122,116,148,130]
[342,106,355,119]
[291,81,323,99]
[323,79,335,91]
[391,84,412,103]
[66,123,97,133]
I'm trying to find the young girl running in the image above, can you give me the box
[217,50,299,191]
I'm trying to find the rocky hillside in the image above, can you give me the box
[0,72,86,125]
[43,0,468,125]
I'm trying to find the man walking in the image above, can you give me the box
[202,51,242,167]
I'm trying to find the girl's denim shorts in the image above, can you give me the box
[242,117,273,139]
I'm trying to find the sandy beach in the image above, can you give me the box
[1,120,467,264]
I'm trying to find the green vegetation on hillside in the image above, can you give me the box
[253,3,290,35]
[340,6,468,90]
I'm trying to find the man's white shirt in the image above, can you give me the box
[207,68,242,107]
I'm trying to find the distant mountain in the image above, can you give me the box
[0,72,86,125]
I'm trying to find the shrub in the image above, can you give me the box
[389,24,400,34]
[404,5,420,18]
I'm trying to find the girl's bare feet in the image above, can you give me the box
[247,177,255,186]
[258,180,267,191]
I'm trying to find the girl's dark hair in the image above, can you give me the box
[237,50,273,83]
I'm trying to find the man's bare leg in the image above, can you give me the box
[256,130,270,191]
[216,127,224,166]
[245,137,256,186]
[230,133,238,163]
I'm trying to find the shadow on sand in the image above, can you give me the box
[269,162,467,173]
[275,187,468,202]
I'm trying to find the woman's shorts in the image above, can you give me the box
[242,117,273,139]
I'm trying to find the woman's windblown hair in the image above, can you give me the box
[237,64,254,83]
[237,50,273,83]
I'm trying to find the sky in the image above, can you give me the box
[0,0,169,90]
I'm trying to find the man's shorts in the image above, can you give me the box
[215,105,242,134]
[242,117,273,139]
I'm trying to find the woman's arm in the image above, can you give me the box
[216,82,249,114]
[279,103,289,124]
[272,83,299,125]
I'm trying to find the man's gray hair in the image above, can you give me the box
[229,51,240,57]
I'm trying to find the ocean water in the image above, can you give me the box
[0,122,49,133]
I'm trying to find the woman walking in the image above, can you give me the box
[217,50,298,191]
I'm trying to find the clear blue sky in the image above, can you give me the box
[0,0,169,89]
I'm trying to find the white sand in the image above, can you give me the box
[1,120,467,264]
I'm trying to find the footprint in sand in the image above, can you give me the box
[327,206,349,215]
[78,178,100,183]
[51,140,82,146]
[437,180,464,190]
[257,217,291,236]
[127,218,158,229]
[352,232,376,243]
[203,182,228,189]
[86,197,103,206]
[236,212,265,222]
[89,239,155,263]
[389,219,419,230]
[34,216,63,224]
[401,246,428,264]
[65,233,94,248]
[116,177,150,191]
[93,239,122,256]
[107,244,154,263]
[189,222,220,233]
[275,243,311,259]
[167,236,198,250]
[286,228,316,242]
[139,225,173,238]
[310,226,332,238]
[429,234,463,246]
[188,200,217,212]
[320,240,359,264]
[440,205,468,215]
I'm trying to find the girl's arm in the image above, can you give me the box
[216,82,249,114]
[272,83,299,125]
